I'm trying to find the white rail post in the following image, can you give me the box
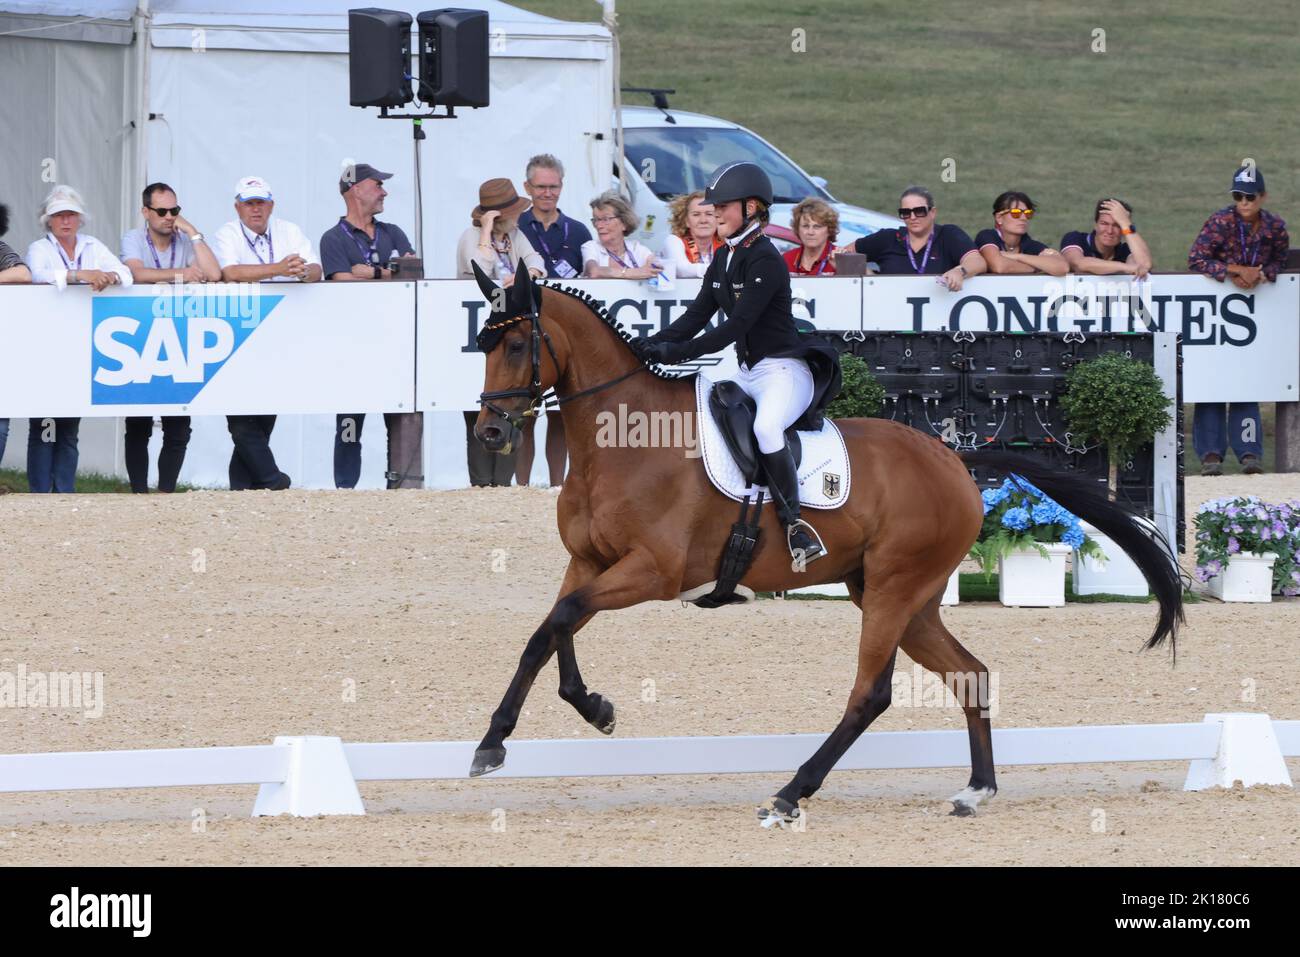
[1183,713,1293,791]
[252,736,365,817]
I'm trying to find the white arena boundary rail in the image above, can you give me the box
[1,714,1294,817]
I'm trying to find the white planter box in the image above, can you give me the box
[786,581,850,598]
[1072,524,1149,597]
[941,568,960,606]
[998,543,1070,607]
[1207,552,1277,603]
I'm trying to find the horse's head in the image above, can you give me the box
[472,259,562,453]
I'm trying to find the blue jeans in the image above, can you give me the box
[1193,403,1262,461]
[0,418,8,464]
[27,417,80,492]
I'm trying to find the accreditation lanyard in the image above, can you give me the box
[800,245,831,275]
[606,244,639,269]
[490,234,515,274]
[905,230,936,273]
[1238,223,1261,266]
[49,235,84,271]
[528,218,568,266]
[241,224,274,265]
[340,220,381,264]
[145,231,177,269]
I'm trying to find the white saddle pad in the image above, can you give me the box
[693,373,850,510]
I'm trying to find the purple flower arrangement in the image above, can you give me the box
[1195,496,1300,596]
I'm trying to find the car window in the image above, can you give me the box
[623,126,828,204]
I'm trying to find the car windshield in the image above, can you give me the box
[623,125,827,204]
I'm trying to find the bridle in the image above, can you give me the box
[476,285,649,432]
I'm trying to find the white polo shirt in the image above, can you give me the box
[26,233,134,290]
[212,218,319,280]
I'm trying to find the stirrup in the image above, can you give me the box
[786,518,827,564]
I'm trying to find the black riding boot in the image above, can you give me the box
[759,447,826,565]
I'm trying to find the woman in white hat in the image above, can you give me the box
[26,185,132,291]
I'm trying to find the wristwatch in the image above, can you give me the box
[1122,226,1136,235]
[372,265,382,280]
[958,264,968,277]
[189,232,205,244]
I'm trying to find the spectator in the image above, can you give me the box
[319,162,424,490]
[518,154,591,280]
[783,197,839,276]
[1060,198,1152,277]
[25,186,132,493]
[662,190,721,279]
[1187,165,1290,477]
[581,190,662,278]
[0,203,28,470]
[976,191,1066,276]
[456,178,544,287]
[516,154,588,487]
[119,182,221,493]
[212,176,317,490]
[457,179,544,487]
[840,186,986,290]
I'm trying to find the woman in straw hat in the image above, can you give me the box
[456,178,544,288]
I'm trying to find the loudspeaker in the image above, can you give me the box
[348,8,413,108]
[417,9,489,108]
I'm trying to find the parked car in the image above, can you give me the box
[617,104,899,254]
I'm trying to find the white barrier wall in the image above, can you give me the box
[0,274,1295,488]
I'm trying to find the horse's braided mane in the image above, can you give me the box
[542,281,686,382]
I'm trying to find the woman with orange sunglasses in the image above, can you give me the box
[976,191,1066,276]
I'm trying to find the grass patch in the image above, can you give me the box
[522,0,1296,264]
[0,468,197,494]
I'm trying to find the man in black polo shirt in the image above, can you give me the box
[845,185,986,290]
[1060,198,1152,277]
[320,162,423,489]
[513,154,592,487]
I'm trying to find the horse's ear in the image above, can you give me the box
[507,258,533,314]
[471,261,501,309]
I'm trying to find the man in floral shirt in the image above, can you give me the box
[1187,165,1290,476]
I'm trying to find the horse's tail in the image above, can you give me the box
[961,451,1183,656]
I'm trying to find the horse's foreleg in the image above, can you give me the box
[900,596,998,816]
[470,548,673,777]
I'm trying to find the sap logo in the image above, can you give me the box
[91,291,282,405]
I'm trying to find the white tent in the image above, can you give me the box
[0,0,614,488]
[0,0,614,270]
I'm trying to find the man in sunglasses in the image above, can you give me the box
[1060,198,1152,278]
[1186,165,1290,476]
[976,191,1066,276]
[841,185,986,291]
[118,183,222,493]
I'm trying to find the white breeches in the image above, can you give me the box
[734,356,815,454]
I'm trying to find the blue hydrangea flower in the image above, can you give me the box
[1031,502,1058,525]
[1062,525,1085,549]
[1001,507,1031,531]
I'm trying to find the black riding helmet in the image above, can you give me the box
[705,161,773,206]
[705,162,772,233]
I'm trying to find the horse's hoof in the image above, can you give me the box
[591,696,616,735]
[469,747,507,778]
[948,785,994,817]
[949,802,976,817]
[756,796,800,829]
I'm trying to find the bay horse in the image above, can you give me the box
[468,260,1182,824]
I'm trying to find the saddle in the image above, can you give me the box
[707,381,801,487]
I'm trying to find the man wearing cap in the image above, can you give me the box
[212,176,322,283]
[1187,164,1290,476]
[320,162,423,489]
[212,176,319,490]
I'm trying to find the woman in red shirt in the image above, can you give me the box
[783,197,838,275]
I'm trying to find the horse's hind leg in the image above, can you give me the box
[470,549,670,777]
[900,595,998,816]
